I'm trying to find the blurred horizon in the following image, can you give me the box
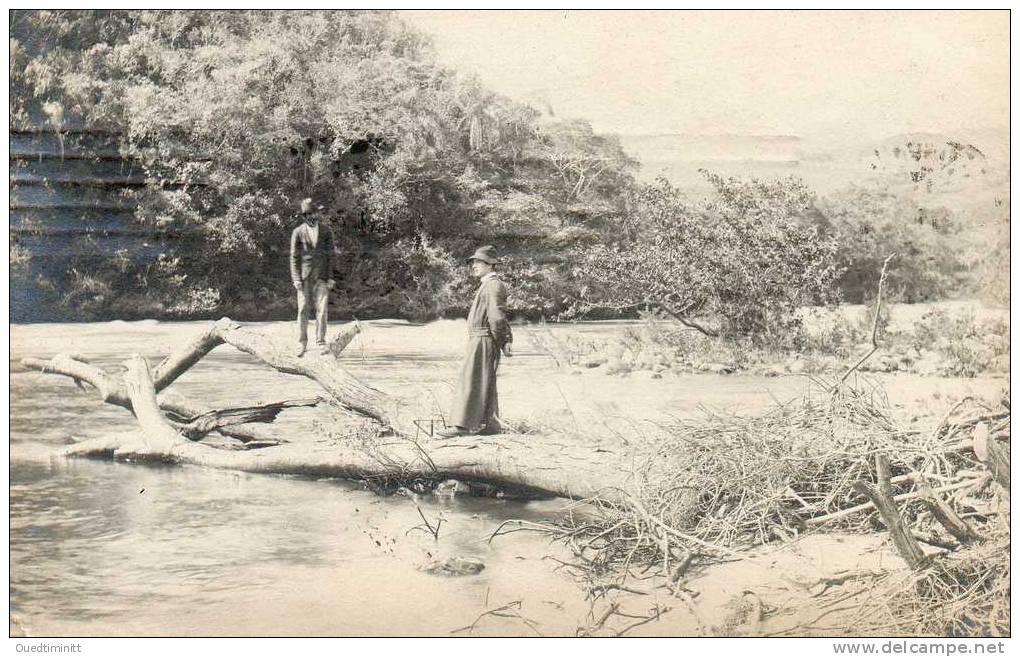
[403,10,1009,192]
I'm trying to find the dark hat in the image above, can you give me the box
[466,245,498,265]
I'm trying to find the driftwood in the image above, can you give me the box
[22,357,292,445]
[916,481,983,544]
[170,398,321,441]
[23,319,390,426]
[22,318,627,502]
[852,455,929,570]
[972,422,1010,495]
[805,476,984,527]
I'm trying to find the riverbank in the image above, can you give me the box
[11,318,1009,636]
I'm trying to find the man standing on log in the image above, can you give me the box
[290,198,335,357]
[437,245,513,438]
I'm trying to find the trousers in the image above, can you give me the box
[296,279,329,345]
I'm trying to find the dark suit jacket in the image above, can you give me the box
[289,222,334,286]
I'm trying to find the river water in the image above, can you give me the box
[10,320,610,637]
[10,319,1003,636]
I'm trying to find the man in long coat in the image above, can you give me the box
[437,245,513,437]
[289,198,335,356]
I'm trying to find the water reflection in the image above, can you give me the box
[11,321,604,635]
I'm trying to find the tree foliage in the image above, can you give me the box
[575,174,841,340]
[11,9,636,319]
[816,185,970,304]
[11,10,989,328]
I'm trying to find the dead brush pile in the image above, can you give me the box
[542,380,1009,635]
[862,516,1010,636]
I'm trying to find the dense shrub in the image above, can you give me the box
[905,308,1010,377]
[573,174,841,342]
[818,186,969,303]
[10,11,1003,325]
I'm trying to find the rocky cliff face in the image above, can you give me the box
[866,134,999,194]
[10,128,186,321]
[861,133,1009,240]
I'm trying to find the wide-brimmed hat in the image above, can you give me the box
[299,198,324,215]
[466,245,498,265]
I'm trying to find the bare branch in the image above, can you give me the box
[840,254,895,384]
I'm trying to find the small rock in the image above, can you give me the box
[423,556,486,577]
[605,357,630,375]
[580,353,607,368]
[913,352,943,376]
[787,359,807,374]
[631,370,662,380]
[762,365,786,378]
[704,362,735,374]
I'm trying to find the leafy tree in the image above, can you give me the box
[11,9,637,320]
[575,174,841,341]
[817,185,968,303]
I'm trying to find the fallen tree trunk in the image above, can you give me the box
[62,355,626,500]
[21,319,406,434]
[24,318,631,502]
[23,320,373,418]
[21,355,280,443]
[64,422,628,502]
[119,354,190,456]
[149,319,399,426]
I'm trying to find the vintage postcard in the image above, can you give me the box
[8,8,1010,645]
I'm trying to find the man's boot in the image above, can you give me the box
[295,342,307,358]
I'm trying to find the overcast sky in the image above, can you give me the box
[401,10,1009,146]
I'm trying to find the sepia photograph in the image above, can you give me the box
[7,8,1011,643]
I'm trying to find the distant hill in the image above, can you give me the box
[618,131,1009,215]
[618,132,810,193]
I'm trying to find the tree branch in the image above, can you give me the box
[658,302,718,337]
[852,454,928,570]
[21,319,390,437]
[840,254,895,384]
[171,398,321,440]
